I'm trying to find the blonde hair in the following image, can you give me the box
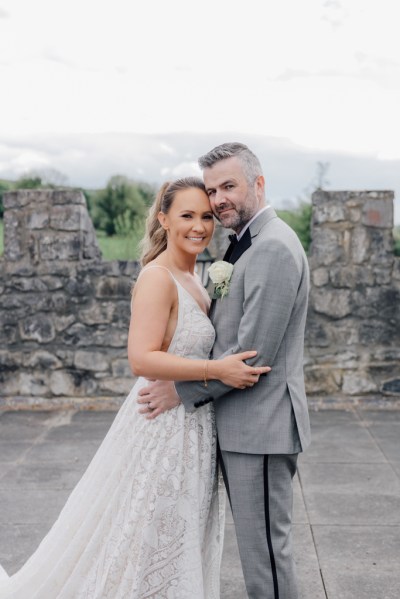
[140,177,206,266]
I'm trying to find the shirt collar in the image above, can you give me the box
[236,205,271,241]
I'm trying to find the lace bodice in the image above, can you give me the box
[167,277,215,360]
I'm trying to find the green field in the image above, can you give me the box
[96,229,142,261]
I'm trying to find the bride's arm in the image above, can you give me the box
[128,268,267,387]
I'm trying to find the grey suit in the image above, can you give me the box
[176,208,311,598]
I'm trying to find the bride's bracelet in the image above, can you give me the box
[203,360,209,387]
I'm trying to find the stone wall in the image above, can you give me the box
[305,190,400,406]
[0,189,139,409]
[0,188,399,410]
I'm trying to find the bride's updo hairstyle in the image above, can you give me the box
[140,177,207,266]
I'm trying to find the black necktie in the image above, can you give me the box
[222,234,238,262]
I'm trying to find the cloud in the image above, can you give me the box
[0,132,398,223]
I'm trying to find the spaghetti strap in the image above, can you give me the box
[138,264,177,284]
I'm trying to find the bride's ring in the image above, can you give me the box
[147,403,153,411]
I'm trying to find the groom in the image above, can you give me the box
[138,142,311,599]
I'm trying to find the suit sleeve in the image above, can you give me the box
[176,239,302,412]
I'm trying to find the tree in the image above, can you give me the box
[277,203,312,252]
[91,175,150,236]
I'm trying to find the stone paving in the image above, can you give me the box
[0,408,399,598]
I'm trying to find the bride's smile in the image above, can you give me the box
[157,187,215,258]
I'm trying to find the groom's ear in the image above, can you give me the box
[254,175,265,201]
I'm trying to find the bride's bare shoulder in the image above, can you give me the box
[131,263,176,302]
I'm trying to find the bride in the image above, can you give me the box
[0,177,268,598]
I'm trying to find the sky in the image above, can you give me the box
[0,0,399,221]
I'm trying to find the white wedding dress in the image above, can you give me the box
[0,268,224,598]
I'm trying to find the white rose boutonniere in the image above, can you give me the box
[208,261,234,299]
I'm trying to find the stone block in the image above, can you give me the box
[19,315,55,343]
[311,288,352,319]
[3,190,52,210]
[74,351,110,372]
[22,351,62,369]
[309,228,344,266]
[368,228,395,266]
[98,378,133,395]
[9,278,48,292]
[359,319,397,345]
[329,266,354,288]
[371,347,400,362]
[59,323,94,347]
[92,328,128,348]
[0,374,21,395]
[361,196,393,228]
[353,266,375,286]
[312,267,329,287]
[54,314,76,332]
[3,210,25,261]
[36,263,74,278]
[26,211,50,229]
[342,372,378,395]
[304,367,341,395]
[329,319,360,345]
[0,294,26,310]
[0,323,18,345]
[39,276,65,291]
[111,358,132,378]
[65,275,93,299]
[304,318,331,347]
[18,372,50,396]
[312,201,346,224]
[82,232,102,260]
[351,226,369,264]
[54,349,75,367]
[50,205,84,231]
[49,369,98,396]
[39,233,81,261]
[95,277,132,299]
[79,302,116,325]
[392,258,400,280]
[52,189,86,206]
[348,207,361,222]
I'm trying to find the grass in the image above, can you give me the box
[96,229,143,261]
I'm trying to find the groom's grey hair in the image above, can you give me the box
[198,142,264,185]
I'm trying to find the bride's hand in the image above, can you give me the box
[212,351,271,389]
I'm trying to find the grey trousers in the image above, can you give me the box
[220,450,298,599]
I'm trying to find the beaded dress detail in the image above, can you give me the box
[0,267,224,598]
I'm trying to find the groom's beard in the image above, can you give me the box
[213,195,257,232]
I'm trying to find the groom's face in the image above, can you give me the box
[204,156,263,233]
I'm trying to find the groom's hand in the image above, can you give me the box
[137,380,181,419]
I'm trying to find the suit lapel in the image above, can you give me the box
[209,208,278,317]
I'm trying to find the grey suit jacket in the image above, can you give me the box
[176,208,311,455]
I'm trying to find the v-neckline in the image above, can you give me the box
[174,279,210,317]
